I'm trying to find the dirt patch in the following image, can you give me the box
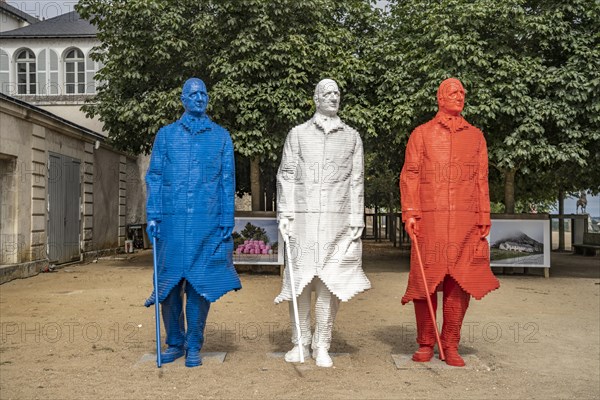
[1,242,598,399]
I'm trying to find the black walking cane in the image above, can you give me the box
[152,236,162,368]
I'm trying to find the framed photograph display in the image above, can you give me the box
[233,212,283,265]
[489,217,551,269]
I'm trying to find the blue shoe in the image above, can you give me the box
[160,346,185,363]
[185,349,202,367]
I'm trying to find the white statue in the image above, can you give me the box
[276,79,371,367]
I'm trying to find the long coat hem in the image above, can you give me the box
[144,280,241,307]
[400,272,499,305]
[274,273,371,304]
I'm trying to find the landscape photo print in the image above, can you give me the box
[489,219,551,268]
[232,217,283,265]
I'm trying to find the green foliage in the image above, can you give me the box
[491,199,558,214]
[77,0,377,158]
[77,0,599,209]
[372,0,600,210]
[364,151,400,209]
[232,231,244,249]
[239,222,270,244]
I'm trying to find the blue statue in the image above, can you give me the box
[144,77,241,367]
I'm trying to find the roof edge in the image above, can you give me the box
[0,92,105,141]
[0,2,40,24]
[0,34,97,38]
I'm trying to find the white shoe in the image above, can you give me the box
[284,345,310,363]
[312,347,333,368]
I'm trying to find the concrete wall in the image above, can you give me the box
[583,232,600,245]
[126,155,147,225]
[0,96,132,283]
[92,147,119,250]
[0,110,36,265]
[0,155,18,264]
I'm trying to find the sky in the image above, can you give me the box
[6,1,77,19]
[7,0,391,19]
[554,194,600,218]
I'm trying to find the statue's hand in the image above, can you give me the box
[222,226,233,240]
[405,217,418,239]
[146,220,160,239]
[350,226,363,241]
[279,218,290,239]
[478,224,490,239]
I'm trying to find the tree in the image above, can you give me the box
[374,0,600,213]
[239,223,270,244]
[77,0,378,208]
[77,0,599,213]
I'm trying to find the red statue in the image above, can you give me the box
[400,78,500,367]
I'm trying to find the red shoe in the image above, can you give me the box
[412,346,434,362]
[442,348,465,367]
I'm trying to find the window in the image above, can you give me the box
[65,48,85,94]
[16,49,36,94]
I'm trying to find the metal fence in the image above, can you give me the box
[363,212,409,247]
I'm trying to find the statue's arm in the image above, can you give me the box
[220,131,236,234]
[400,128,423,223]
[477,134,491,227]
[350,131,365,229]
[145,127,168,222]
[277,128,300,222]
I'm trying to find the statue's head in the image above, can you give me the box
[181,78,208,117]
[314,79,340,117]
[437,78,465,116]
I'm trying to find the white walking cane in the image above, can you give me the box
[284,233,304,362]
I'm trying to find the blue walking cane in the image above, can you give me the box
[152,236,162,368]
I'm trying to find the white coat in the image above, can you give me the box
[275,114,371,303]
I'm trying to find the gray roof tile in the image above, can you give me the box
[0,2,40,25]
[0,10,96,38]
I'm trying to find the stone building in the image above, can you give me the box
[0,7,144,283]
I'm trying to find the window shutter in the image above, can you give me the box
[0,50,9,94]
[86,51,96,94]
[49,49,59,94]
[37,49,47,95]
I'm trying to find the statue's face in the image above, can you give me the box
[181,79,208,116]
[315,79,340,117]
[438,80,465,116]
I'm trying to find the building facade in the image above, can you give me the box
[0,8,145,283]
[0,9,103,132]
[0,93,138,283]
[0,1,38,33]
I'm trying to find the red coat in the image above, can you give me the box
[400,112,499,304]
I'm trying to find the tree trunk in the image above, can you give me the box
[250,157,263,211]
[504,169,516,214]
[558,189,565,251]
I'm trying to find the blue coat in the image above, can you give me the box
[144,112,241,305]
